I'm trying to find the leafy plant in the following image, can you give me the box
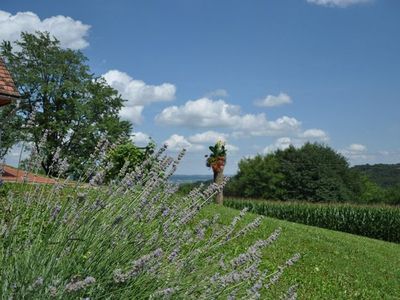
[206,140,227,173]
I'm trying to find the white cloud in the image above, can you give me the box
[103,70,176,124]
[264,137,298,154]
[156,98,240,128]
[342,148,400,165]
[188,131,229,144]
[340,143,369,160]
[119,106,144,124]
[156,98,302,137]
[300,129,329,142]
[164,134,190,151]
[205,89,229,98]
[263,129,329,154]
[164,134,204,152]
[225,144,239,152]
[348,143,367,152]
[0,10,90,49]
[233,115,302,137]
[306,0,372,8]
[254,92,292,107]
[103,70,176,106]
[130,132,152,146]
[186,130,238,152]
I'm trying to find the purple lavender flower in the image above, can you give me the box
[65,276,96,292]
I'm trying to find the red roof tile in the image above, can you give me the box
[0,57,20,106]
[1,165,56,184]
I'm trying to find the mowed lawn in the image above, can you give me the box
[199,204,400,299]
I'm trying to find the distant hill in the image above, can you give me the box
[352,163,400,188]
[170,175,213,184]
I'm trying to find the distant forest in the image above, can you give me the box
[351,164,400,188]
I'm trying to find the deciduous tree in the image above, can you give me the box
[1,32,131,176]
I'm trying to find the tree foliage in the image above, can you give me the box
[227,143,367,202]
[1,32,131,176]
[351,163,400,188]
[273,143,363,201]
[225,154,284,199]
[106,141,155,182]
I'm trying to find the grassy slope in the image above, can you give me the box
[200,204,400,299]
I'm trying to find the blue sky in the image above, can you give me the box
[1,0,399,174]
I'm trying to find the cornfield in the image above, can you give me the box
[225,199,400,243]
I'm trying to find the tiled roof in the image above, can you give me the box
[0,57,20,98]
[1,165,56,184]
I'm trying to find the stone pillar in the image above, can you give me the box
[213,162,224,205]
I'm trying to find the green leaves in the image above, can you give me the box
[227,143,367,202]
[106,141,155,182]
[206,141,227,168]
[1,32,131,177]
[225,154,284,199]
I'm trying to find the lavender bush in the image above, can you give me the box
[0,139,300,299]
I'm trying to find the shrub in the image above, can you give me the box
[225,199,400,243]
[0,140,300,299]
[105,141,155,182]
[382,185,400,205]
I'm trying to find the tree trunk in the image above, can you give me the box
[213,168,224,205]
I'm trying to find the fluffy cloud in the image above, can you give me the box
[306,0,372,8]
[119,106,144,124]
[156,98,302,137]
[0,10,90,49]
[163,133,237,155]
[348,143,367,152]
[340,143,369,160]
[300,129,329,142]
[254,93,292,107]
[340,147,400,164]
[263,129,329,154]
[263,137,297,154]
[103,70,176,124]
[225,144,239,152]
[164,134,205,152]
[188,131,229,144]
[103,70,176,106]
[156,98,240,128]
[130,131,152,146]
[233,115,302,137]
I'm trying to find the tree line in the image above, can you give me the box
[224,143,400,205]
[351,163,400,188]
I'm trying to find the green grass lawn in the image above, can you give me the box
[200,204,400,299]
